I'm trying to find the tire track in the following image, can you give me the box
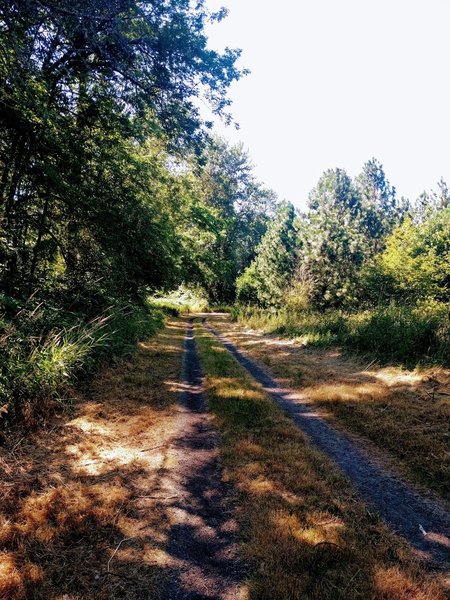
[161,318,246,600]
[203,320,450,569]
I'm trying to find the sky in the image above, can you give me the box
[204,0,450,209]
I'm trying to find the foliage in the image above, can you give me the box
[369,209,450,302]
[298,162,403,309]
[186,137,276,301]
[232,301,450,367]
[236,202,299,307]
[150,284,210,314]
[0,0,244,300]
[0,297,164,425]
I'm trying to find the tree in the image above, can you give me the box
[299,168,365,308]
[355,158,403,252]
[236,202,298,307]
[373,208,450,302]
[0,0,244,301]
[299,161,404,308]
[187,138,276,301]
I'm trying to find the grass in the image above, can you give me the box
[195,324,448,600]
[149,284,210,315]
[0,299,166,428]
[232,301,450,367]
[0,319,186,599]
[212,314,450,502]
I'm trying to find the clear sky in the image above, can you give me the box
[204,0,450,209]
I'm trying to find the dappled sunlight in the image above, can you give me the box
[0,320,187,598]
[0,552,43,599]
[272,511,344,547]
[373,566,444,600]
[365,368,425,388]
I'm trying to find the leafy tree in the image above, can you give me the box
[236,202,298,307]
[192,138,276,301]
[0,0,244,302]
[373,208,450,301]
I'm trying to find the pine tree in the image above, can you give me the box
[236,202,298,307]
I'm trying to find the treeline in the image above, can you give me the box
[0,1,275,424]
[1,1,449,426]
[235,162,450,365]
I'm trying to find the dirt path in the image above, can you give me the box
[0,319,246,599]
[203,320,450,569]
[161,319,246,599]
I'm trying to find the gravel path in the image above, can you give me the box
[204,321,450,569]
[162,319,246,600]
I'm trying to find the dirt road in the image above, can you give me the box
[162,319,246,599]
[203,319,450,568]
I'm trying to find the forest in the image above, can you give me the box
[1,0,449,427]
[0,0,450,600]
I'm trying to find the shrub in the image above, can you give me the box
[0,299,165,427]
[232,301,450,367]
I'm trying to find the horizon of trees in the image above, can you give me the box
[237,160,450,311]
[1,0,449,319]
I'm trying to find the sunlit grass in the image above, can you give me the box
[195,325,447,600]
[216,315,450,501]
[0,320,186,599]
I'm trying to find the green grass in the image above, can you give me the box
[0,299,165,426]
[232,301,450,366]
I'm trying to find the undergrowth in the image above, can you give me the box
[0,297,165,428]
[149,284,209,315]
[232,301,450,366]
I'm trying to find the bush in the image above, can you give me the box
[0,298,165,427]
[232,301,450,367]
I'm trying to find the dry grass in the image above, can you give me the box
[0,320,186,600]
[195,323,449,600]
[210,314,450,502]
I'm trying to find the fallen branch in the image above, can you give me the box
[107,537,136,572]
[314,541,344,551]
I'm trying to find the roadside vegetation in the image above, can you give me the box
[232,300,450,367]
[211,314,450,502]
[0,319,186,599]
[0,297,167,429]
[234,170,450,368]
[195,324,447,600]
[0,1,273,430]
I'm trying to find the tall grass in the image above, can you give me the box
[232,301,450,366]
[0,299,165,426]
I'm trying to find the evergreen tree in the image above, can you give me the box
[300,169,365,308]
[355,158,403,252]
[236,202,298,307]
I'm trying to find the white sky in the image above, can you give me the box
[204,0,450,209]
